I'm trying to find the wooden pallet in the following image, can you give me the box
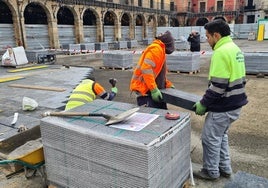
[168,69,200,75]
[99,66,132,71]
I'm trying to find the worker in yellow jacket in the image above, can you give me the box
[130,30,175,109]
[65,77,117,110]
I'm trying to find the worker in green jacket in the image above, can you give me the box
[193,19,248,180]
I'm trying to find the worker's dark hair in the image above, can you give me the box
[204,19,230,37]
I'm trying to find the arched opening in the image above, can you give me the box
[121,13,130,40]
[83,9,97,43]
[158,16,166,26]
[57,6,75,45]
[0,1,15,49]
[24,3,49,49]
[135,14,144,41]
[104,11,116,42]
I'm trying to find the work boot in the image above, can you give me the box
[220,170,232,178]
[193,168,219,181]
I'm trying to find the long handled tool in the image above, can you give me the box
[42,107,140,126]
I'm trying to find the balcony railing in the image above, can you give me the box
[54,0,175,15]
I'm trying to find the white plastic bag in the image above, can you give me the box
[22,97,38,111]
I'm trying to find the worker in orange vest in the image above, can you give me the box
[130,30,175,109]
[65,77,117,110]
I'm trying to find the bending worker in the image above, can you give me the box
[130,30,175,109]
[65,77,118,110]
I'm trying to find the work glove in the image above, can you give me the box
[193,102,207,116]
[170,85,175,89]
[151,88,163,102]
[111,87,118,94]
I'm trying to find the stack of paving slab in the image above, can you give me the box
[61,44,81,54]
[127,40,138,48]
[95,42,109,51]
[113,41,127,50]
[80,43,95,53]
[143,38,154,45]
[41,100,191,188]
[244,52,268,74]
[103,50,133,69]
[175,40,190,51]
[166,51,200,73]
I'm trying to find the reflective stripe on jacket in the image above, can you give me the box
[201,36,248,112]
[130,39,173,95]
[65,79,96,110]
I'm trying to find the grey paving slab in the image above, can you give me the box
[41,99,191,188]
[161,88,202,111]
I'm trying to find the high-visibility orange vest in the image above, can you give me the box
[130,39,173,95]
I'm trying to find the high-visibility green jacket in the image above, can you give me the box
[200,36,248,112]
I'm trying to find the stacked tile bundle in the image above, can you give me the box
[175,40,190,51]
[61,44,81,54]
[80,43,95,53]
[166,51,200,72]
[41,100,191,188]
[103,51,133,68]
[127,40,138,48]
[116,41,128,49]
[244,52,268,74]
[95,42,109,51]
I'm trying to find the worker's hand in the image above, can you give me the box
[151,88,163,102]
[193,102,207,116]
[170,85,175,89]
[111,87,118,94]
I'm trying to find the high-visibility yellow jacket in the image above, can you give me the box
[65,79,107,110]
[130,39,173,95]
[200,36,248,112]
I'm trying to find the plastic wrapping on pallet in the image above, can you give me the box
[95,42,109,51]
[127,40,138,48]
[1,46,28,67]
[103,50,133,68]
[175,40,190,51]
[61,44,81,54]
[244,52,268,74]
[166,51,200,72]
[41,100,191,188]
[80,43,95,52]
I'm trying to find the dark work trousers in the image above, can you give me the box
[137,96,167,109]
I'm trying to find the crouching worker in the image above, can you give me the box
[65,77,118,110]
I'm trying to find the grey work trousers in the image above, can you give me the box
[201,108,241,178]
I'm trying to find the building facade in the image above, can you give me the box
[0,0,176,50]
[175,0,268,26]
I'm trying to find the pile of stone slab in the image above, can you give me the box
[244,52,268,74]
[103,51,133,69]
[61,44,81,55]
[175,40,190,51]
[80,43,95,53]
[166,51,200,73]
[127,40,138,49]
[95,42,109,51]
[41,100,191,188]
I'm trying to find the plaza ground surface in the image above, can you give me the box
[0,39,267,188]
